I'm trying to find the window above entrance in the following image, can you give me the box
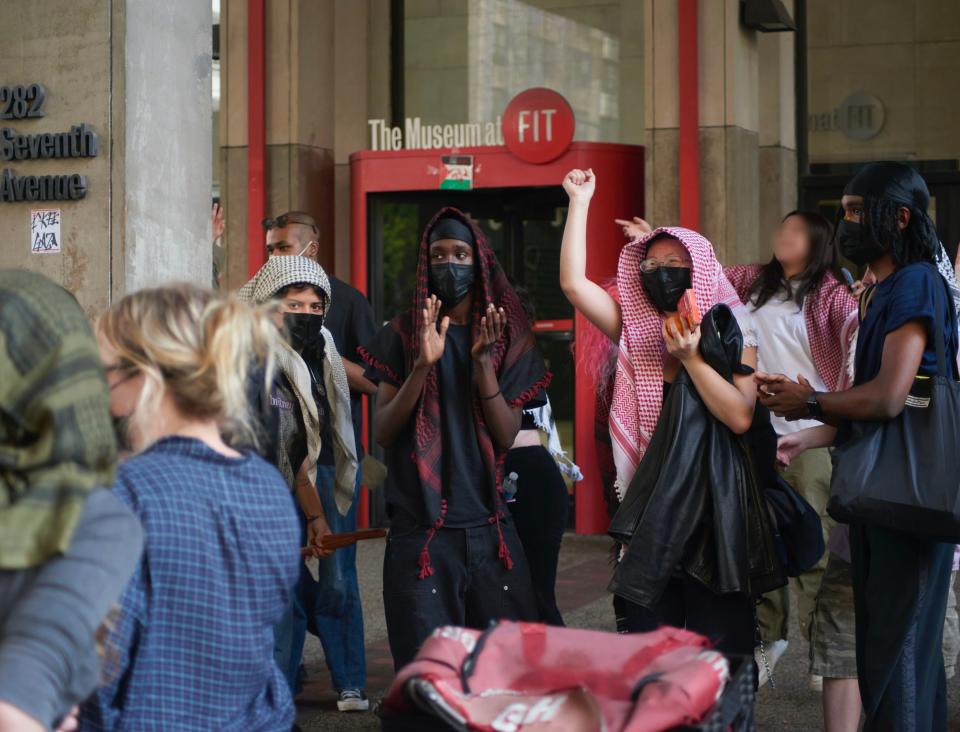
[401,0,643,145]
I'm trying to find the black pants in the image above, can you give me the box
[614,574,755,656]
[383,521,537,670]
[505,445,569,626]
[850,522,953,731]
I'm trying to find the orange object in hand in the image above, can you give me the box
[668,289,700,332]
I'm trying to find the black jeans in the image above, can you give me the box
[383,521,537,670]
[506,445,569,626]
[614,573,756,656]
[850,522,953,731]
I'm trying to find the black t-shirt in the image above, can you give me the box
[361,318,547,530]
[246,367,307,488]
[438,324,492,527]
[323,277,377,455]
[273,374,308,488]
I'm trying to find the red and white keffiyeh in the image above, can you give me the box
[611,227,756,496]
[724,264,859,391]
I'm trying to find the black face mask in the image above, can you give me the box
[283,312,324,358]
[430,263,474,305]
[641,266,692,312]
[112,415,133,455]
[836,219,887,267]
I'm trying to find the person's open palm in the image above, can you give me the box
[471,304,507,362]
[418,295,450,367]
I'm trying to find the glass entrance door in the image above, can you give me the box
[366,187,574,526]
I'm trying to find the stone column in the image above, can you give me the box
[644,0,795,265]
[757,0,797,247]
[122,0,213,293]
[219,0,390,288]
[0,0,212,316]
[220,0,336,286]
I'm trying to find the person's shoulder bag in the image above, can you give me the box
[828,264,960,542]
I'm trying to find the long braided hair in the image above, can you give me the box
[859,196,939,266]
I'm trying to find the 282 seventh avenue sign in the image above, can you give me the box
[0,83,98,203]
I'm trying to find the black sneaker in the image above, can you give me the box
[337,689,370,712]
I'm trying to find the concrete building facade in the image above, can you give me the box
[2,0,958,530]
[0,0,213,316]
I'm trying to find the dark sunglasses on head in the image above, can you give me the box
[261,213,319,233]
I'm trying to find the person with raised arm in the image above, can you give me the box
[560,168,783,657]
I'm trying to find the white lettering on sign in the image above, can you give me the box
[431,626,478,653]
[491,695,566,732]
[367,117,504,152]
[30,208,60,254]
[517,108,557,143]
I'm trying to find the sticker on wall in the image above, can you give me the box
[439,155,474,190]
[30,208,61,254]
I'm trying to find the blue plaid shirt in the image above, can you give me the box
[80,437,300,731]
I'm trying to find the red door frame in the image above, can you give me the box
[350,141,645,534]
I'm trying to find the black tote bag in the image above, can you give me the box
[828,267,960,542]
[766,475,825,577]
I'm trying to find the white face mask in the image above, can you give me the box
[267,241,316,259]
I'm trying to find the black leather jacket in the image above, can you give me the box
[608,304,786,609]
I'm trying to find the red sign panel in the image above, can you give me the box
[501,88,575,164]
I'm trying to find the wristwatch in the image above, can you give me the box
[806,392,824,421]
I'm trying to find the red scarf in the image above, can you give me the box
[610,227,755,494]
[360,207,550,576]
[724,264,858,391]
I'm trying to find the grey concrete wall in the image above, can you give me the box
[0,0,116,317]
[122,0,212,292]
[0,0,212,314]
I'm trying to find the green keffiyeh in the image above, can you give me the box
[0,270,116,569]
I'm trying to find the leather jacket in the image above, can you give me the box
[608,304,786,609]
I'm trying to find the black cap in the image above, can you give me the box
[428,216,475,247]
[843,162,930,211]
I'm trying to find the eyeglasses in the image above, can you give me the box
[104,362,138,389]
[261,213,319,234]
[639,256,691,273]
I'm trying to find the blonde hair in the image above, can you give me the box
[98,284,280,449]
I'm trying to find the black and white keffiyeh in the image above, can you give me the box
[239,256,357,515]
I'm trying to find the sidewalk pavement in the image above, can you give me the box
[296,533,960,731]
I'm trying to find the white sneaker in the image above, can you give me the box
[337,689,370,712]
[755,639,789,688]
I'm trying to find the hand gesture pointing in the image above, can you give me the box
[416,295,450,368]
